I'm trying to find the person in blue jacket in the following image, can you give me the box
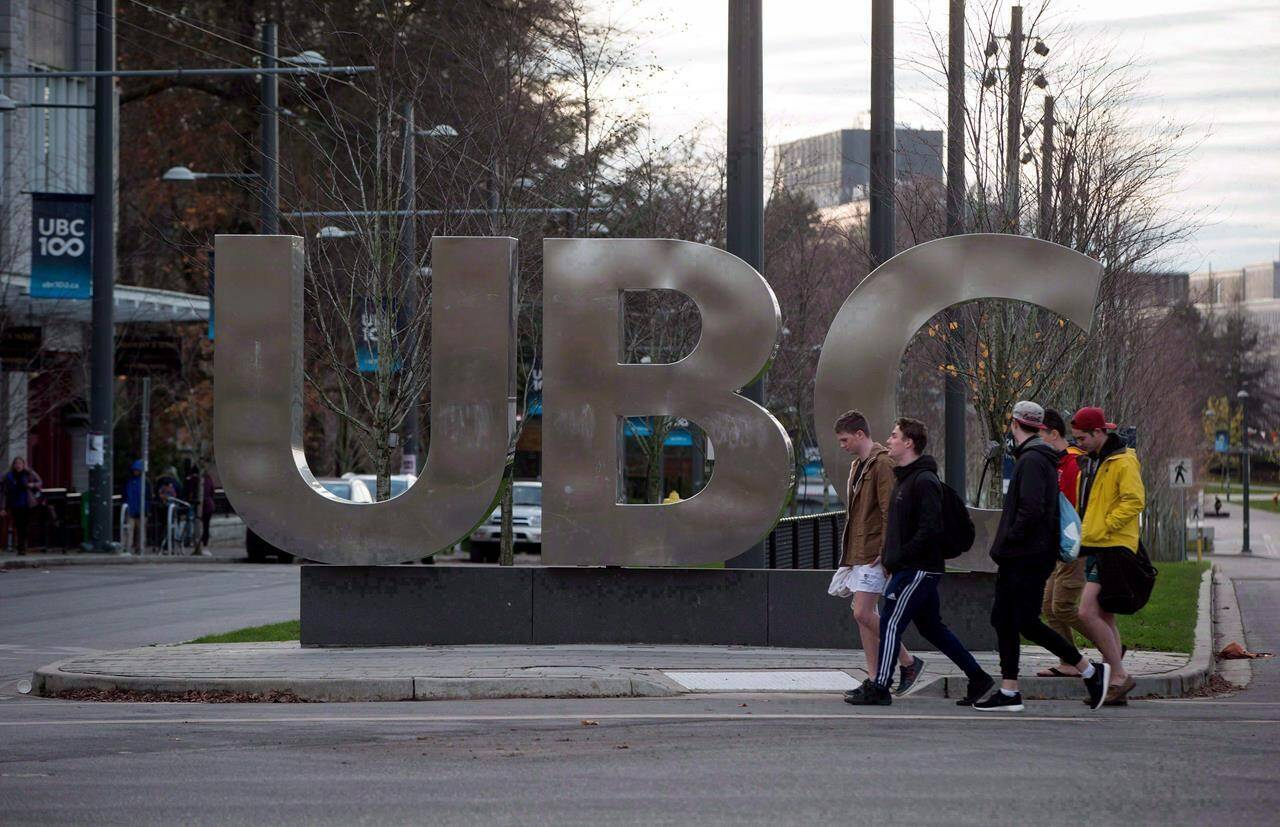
[125,460,150,553]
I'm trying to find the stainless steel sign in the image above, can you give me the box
[214,233,1102,567]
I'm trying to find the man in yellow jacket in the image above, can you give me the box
[1071,406,1145,705]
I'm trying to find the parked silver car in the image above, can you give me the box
[245,477,373,562]
[468,481,542,562]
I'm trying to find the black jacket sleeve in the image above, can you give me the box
[1005,454,1051,545]
[899,472,943,567]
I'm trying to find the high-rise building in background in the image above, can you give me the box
[776,128,944,209]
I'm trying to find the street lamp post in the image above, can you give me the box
[726,0,765,568]
[869,0,895,269]
[88,0,117,551]
[943,0,966,498]
[400,100,420,476]
[260,23,280,235]
[1238,389,1251,555]
[1004,3,1024,228]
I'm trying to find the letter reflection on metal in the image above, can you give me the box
[542,239,794,566]
[813,234,1103,572]
[213,235,516,565]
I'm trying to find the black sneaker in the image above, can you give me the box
[974,690,1024,712]
[956,672,995,706]
[844,680,892,706]
[1082,660,1111,711]
[894,656,927,696]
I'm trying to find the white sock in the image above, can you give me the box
[1081,663,1096,679]
[1000,688,1018,697]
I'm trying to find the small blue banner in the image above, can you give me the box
[31,193,92,299]
[356,298,401,373]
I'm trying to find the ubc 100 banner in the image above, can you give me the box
[31,193,92,300]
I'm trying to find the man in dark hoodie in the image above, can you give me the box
[846,417,995,707]
[974,401,1109,712]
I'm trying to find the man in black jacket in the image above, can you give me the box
[846,418,995,706]
[974,401,1109,712]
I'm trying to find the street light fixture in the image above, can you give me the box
[161,165,197,182]
[282,49,328,66]
[161,166,257,182]
[418,124,458,139]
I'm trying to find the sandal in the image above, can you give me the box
[1102,676,1137,706]
[1036,666,1079,677]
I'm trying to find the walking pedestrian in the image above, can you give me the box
[832,411,924,698]
[156,466,180,503]
[975,402,1109,711]
[1072,406,1146,705]
[1036,409,1091,677]
[846,418,995,706]
[1,457,42,555]
[185,466,216,554]
[125,460,150,554]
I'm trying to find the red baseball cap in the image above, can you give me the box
[1071,406,1117,431]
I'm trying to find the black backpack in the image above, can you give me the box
[937,475,975,560]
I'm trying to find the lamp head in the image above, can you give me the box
[162,166,197,182]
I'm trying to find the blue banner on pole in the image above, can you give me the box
[356,298,401,373]
[31,193,92,299]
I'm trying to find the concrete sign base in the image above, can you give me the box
[300,566,997,650]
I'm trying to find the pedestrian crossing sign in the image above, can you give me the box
[1169,458,1193,489]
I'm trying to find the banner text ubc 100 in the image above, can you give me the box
[213,234,1102,568]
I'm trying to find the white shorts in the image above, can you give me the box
[850,563,888,596]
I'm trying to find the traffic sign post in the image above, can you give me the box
[1170,458,1193,561]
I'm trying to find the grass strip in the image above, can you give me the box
[190,620,300,644]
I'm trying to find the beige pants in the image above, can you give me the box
[1041,558,1088,645]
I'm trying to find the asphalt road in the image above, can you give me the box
[1,563,1278,826]
[0,564,298,688]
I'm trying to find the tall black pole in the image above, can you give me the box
[726,0,764,567]
[1038,95,1055,239]
[1240,391,1252,554]
[943,0,966,497]
[400,100,419,476]
[1004,3,1024,229]
[869,0,895,268]
[260,23,279,235]
[87,0,116,551]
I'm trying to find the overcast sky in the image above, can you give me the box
[599,0,1279,272]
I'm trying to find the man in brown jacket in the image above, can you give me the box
[835,411,924,695]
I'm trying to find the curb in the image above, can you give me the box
[30,569,1217,704]
[1212,566,1251,689]
[2,553,245,570]
[32,658,684,703]
[937,565,1216,701]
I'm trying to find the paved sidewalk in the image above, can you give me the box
[33,641,1193,702]
[0,548,245,569]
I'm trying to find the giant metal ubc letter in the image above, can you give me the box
[541,239,795,566]
[213,234,516,565]
[813,233,1103,573]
